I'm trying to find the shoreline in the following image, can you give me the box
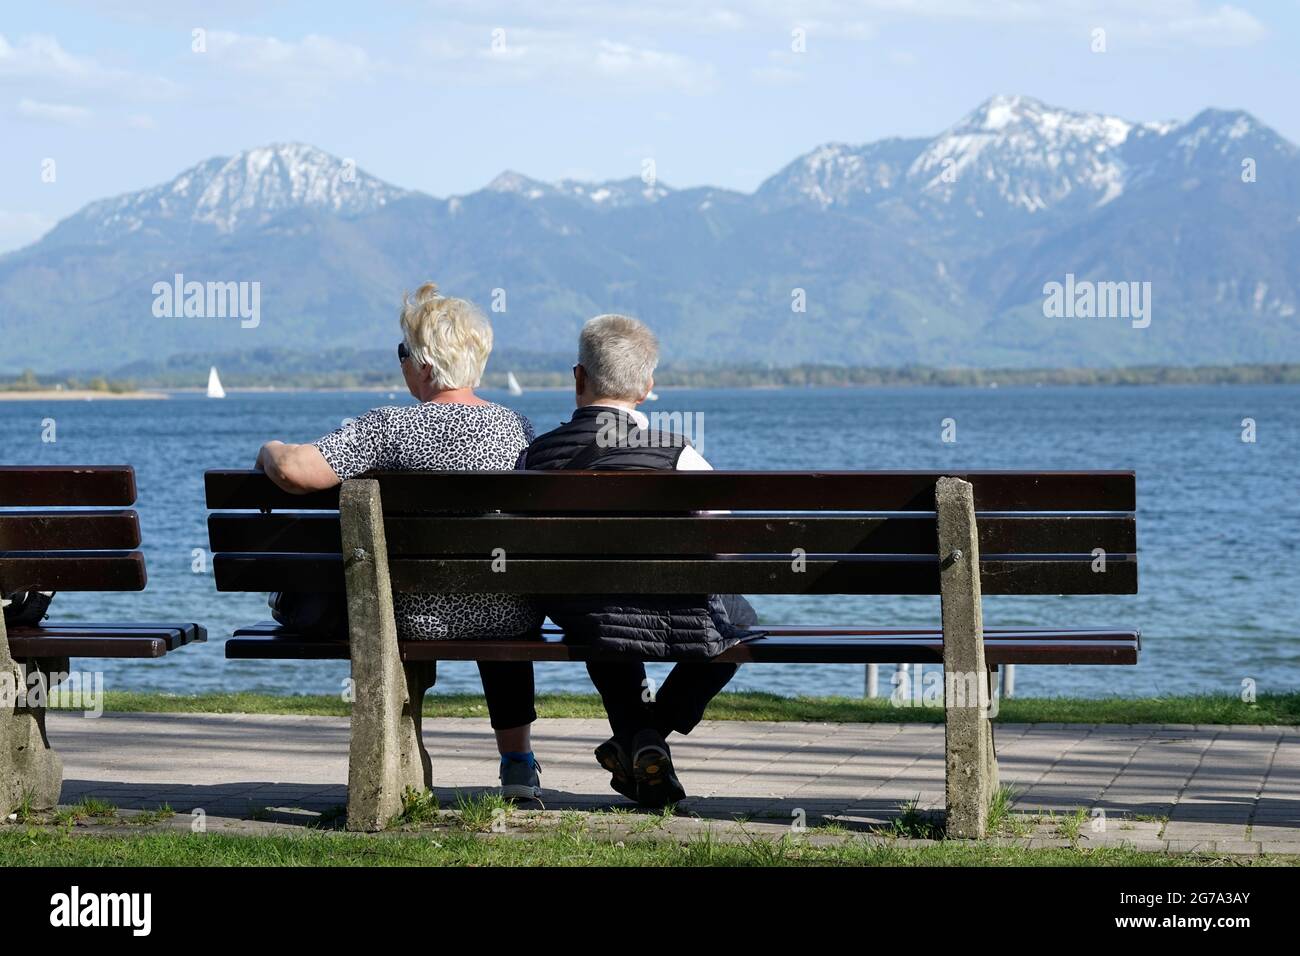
[7,377,1300,397]
[0,389,168,401]
[97,379,1300,396]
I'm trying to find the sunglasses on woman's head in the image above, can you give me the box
[397,342,411,362]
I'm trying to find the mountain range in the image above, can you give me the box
[2,94,1297,373]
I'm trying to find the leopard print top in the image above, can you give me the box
[314,401,542,640]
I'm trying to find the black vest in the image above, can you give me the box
[523,406,754,660]
[524,405,687,471]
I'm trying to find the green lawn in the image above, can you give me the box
[54,690,1300,725]
[1,829,1290,867]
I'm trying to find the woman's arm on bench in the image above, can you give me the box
[256,441,340,494]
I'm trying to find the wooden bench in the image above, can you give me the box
[205,468,1140,836]
[0,466,206,816]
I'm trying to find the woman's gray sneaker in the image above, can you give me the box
[499,756,543,801]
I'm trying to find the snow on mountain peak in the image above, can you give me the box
[755,137,925,209]
[971,94,1042,131]
[486,170,555,199]
[76,143,411,238]
[484,171,670,207]
[906,95,1148,212]
[1173,109,1291,156]
[753,96,1287,217]
[956,94,1131,144]
[564,177,670,204]
[190,143,409,230]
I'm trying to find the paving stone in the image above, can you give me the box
[1214,841,1263,855]
[1107,838,1171,851]
[1258,841,1300,854]
[33,713,1300,855]
[1163,839,1220,853]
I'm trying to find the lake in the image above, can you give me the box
[2,385,1296,700]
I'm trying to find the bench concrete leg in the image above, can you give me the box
[936,477,996,839]
[402,661,437,791]
[340,479,428,832]
[0,624,63,817]
[985,668,999,795]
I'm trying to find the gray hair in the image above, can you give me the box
[578,314,659,400]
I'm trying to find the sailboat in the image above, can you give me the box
[206,366,226,399]
[645,389,659,401]
[506,371,523,396]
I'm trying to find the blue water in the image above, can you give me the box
[3,385,1296,699]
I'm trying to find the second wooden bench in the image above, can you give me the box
[0,465,206,817]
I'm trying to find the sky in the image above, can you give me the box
[1,0,1298,252]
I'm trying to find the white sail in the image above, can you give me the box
[506,371,523,396]
[646,389,659,401]
[206,366,226,399]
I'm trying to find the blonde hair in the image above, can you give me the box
[399,282,493,389]
[578,314,659,400]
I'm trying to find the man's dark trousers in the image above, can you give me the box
[586,659,739,739]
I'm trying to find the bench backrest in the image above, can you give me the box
[0,466,146,593]
[205,470,1136,597]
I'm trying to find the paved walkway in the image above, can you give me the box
[44,713,1300,854]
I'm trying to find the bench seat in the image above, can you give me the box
[226,622,1138,665]
[8,622,206,660]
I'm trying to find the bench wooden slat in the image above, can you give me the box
[0,510,141,551]
[208,512,1136,556]
[0,466,137,507]
[233,621,1137,640]
[9,622,206,649]
[6,623,207,659]
[16,635,169,659]
[223,627,1140,665]
[212,552,1136,595]
[0,551,147,591]
[205,469,1136,513]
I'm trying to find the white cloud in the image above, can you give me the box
[592,41,715,92]
[16,98,91,125]
[859,0,1267,46]
[1164,4,1266,47]
[0,33,96,82]
[442,3,752,34]
[419,28,717,93]
[0,34,171,131]
[203,31,377,85]
[566,0,1267,46]
[0,32,179,97]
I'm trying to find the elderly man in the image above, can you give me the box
[520,314,758,807]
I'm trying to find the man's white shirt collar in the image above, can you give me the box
[591,403,649,429]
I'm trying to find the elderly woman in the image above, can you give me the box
[254,282,543,799]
